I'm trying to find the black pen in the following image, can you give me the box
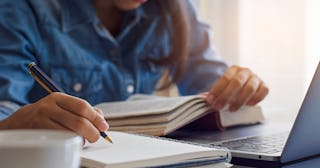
[27,62,113,144]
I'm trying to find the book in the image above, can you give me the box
[81,131,231,168]
[95,95,264,136]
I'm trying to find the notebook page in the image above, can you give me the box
[81,131,227,167]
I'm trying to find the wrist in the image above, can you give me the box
[0,118,10,129]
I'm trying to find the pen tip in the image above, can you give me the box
[105,136,113,144]
[100,132,113,144]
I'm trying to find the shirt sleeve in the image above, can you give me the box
[177,1,228,96]
[0,1,40,120]
[0,101,21,120]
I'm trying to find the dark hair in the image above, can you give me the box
[149,0,190,89]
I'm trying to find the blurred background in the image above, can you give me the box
[194,0,320,122]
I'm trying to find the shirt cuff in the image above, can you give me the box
[0,101,20,121]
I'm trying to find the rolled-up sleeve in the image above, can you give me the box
[178,1,228,95]
[0,1,40,120]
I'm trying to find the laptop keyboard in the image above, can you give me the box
[214,132,289,154]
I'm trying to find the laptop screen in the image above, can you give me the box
[281,62,320,163]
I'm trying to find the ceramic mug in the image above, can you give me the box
[0,129,82,168]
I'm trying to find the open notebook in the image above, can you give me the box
[81,131,230,168]
[95,95,264,136]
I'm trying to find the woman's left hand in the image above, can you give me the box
[206,65,269,112]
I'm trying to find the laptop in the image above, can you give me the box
[168,62,320,166]
[211,62,320,165]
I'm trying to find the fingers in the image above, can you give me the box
[94,107,104,116]
[3,93,109,143]
[36,93,109,142]
[207,66,238,103]
[247,82,269,106]
[207,65,269,111]
[47,104,101,143]
[208,66,251,110]
[93,107,109,132]
[229,75,260,111]
[53,93,108,132]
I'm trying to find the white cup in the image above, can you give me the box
[0,129,82,168]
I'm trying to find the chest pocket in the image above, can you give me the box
[49,65,103,102]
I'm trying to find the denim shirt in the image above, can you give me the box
[0,0,227,120]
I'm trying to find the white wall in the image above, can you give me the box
[305,0,320,85]
[196,0,240,64]
[195,0,320,122]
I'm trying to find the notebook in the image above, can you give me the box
[80,131,230,168]
[95,95,264,136]
[198,62,320,165]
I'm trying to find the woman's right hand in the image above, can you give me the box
[0,92,108,143]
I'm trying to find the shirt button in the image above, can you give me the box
[126,85,134,94]
[73,83,82,92]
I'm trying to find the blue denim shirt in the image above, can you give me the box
[0,0,227,120]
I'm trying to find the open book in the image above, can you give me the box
[95,95,264,136]
[81,131,230,168]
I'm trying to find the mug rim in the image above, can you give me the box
[0,129,82,147]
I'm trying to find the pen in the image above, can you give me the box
[27,62,113,144]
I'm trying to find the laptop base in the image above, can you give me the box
[231,157,282,167]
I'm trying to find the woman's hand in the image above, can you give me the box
[0,92,108,143]
[206,65,269,112]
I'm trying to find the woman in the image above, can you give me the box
[0,0,268,142]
